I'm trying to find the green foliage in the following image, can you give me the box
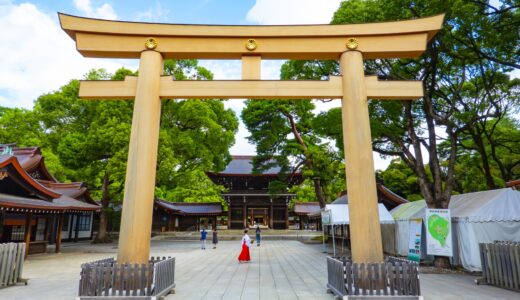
[1,60,239,210]
[242,97,345,207]
[377,159,422,201]
[281,0,519,207]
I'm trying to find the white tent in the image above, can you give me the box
[326,203,395,225]
[390,188,520,271]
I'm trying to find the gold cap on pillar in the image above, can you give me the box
[144,38,158,50]
[346,38,359,50]
[245,39,258,51]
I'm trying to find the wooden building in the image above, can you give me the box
[153,199,222,231]
[293,202,321,230]
[0,146,100,255]
[207,156,302,230]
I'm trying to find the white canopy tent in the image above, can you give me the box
[326,203,395,225]
[389,188,520,271]
[323,203,394,256]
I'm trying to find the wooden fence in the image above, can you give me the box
[78,256,175,299]
[0,242,27,288]
[478,242,520,291]
[327,256,421,299]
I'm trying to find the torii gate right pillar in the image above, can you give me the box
[340,50,384,263]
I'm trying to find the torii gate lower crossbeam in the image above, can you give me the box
[59,13,443,265]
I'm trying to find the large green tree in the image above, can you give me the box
[32,60,238,243]
[242,98,345,208]
[280,0,518,267]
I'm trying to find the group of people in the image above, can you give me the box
[199,226,262,263]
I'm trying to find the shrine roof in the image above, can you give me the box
[217,156,281,175]
[331,183,408,210]
[0,145,57,182]
[0,193,100,213]
[0,154,100,213]
[293,202,321,216]
[155,199,222,216]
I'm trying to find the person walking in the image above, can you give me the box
[238,229,251,263]
[200,228,207,250]
[212,228,218,249]
[255,226,261,246]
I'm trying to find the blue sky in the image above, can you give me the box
[26,0,257,25]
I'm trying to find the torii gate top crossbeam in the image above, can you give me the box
[59,13,443,60]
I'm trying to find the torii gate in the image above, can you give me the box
[59,13,443,264]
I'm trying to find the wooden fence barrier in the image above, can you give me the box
[0,242,27,288]
[77,256,175,299]
[327,256,422,299]
[478,241,520,291]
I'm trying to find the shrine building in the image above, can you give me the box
[207,155,302,230]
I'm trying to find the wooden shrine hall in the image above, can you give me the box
[207,156,302,230]
[0,145,100,255]
[153,199,222,231]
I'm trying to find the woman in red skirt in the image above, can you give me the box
[238,229,251,263]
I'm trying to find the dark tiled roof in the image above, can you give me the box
[0,155,99,212]
[293,202,321,216]
[0,193,100,212]
[218,156,281,175]
[155,199,222,216]
[330,184,408,210]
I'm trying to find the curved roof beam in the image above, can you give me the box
[59,13,444,60]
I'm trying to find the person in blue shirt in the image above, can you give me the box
[200,228,207,250]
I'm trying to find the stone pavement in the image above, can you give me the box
[0,240,518,299]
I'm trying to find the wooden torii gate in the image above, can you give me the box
[59,13,443,264]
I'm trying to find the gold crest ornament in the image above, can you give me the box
[144,38,158,50]
[346,38,359,50]
[245,39,257,51]
[0,171,7,181]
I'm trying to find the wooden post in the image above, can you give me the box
[242,55,261,80]
[55,214,64,253]
[269,201,273,229]
[340,50,383,263]
[243,201,247,229]
[285,205,289,229]
[74,214,80,242]
[117,50,163,264]
[24,213,33,258]
[227,206,231,229]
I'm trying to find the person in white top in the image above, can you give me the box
[238,229,251,262]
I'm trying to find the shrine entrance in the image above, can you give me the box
[59,13,443,264]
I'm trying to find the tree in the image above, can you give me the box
[33,61,239,243]
[281,0,519,267]
[242,98,344,208]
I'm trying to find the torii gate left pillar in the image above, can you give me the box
[117,50,163,263]
[59,13,443,264]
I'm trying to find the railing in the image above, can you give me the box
[0,242,26,287]
[78,256,175,299]
[478,241,520,291]
[327,256,421,298]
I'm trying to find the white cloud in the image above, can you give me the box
[246,0,343,25]
[73,0,117,20]
[0,2,136,109]
[134,2,170,22]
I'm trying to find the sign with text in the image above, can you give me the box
[425,208,453,257]
[407,219,423,262]
[321,210,331,225]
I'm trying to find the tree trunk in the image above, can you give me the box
[93,172,112,243]
[313,177,327,208]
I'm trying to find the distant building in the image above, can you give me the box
[153,199,222,231]
[207,155,302,229]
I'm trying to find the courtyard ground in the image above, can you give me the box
[0,240,518,300]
